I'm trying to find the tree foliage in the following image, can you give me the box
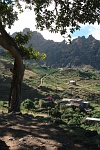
[0,0,18,27]
[22,0,100,38]
[13,31,46,60]
[1,0,100,38]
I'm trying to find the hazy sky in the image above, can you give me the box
[6,9,100,42]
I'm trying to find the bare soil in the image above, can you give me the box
[0,113,99,150]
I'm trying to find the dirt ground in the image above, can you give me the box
[0,113,99,150]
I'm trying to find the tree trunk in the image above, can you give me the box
[0,22,25,113]
[8,60,25,113]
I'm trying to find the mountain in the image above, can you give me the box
[1,28,100,69]
[27,29,100,70]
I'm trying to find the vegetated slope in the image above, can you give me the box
[0,58,12,100]
[0,58,100,102]
[0,58,49,101]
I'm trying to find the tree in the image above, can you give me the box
[8,31,46,113]
[0,0,100,113]
[0,0,46,113]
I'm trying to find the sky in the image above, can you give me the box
[6,9,100,42]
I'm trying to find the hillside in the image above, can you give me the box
[0,58,100,150]
[0,58,100,102]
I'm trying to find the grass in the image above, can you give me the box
[0,101,8,113]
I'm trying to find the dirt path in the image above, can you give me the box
[0,113,99,150]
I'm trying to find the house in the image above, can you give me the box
[59,98,83,104]
[59,98,90,111]
[68,80,76,85]
[81,117,100,124]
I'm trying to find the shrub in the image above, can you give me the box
[49,108,62,118]
[92,113,100,118]
[39,100,55,108]
[34,101,39,106]
[60,104,67,113]
[78,70,97,79]
[22,99,35,110]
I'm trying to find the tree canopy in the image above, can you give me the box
[24,0,100,36]
[1,0,100,38]
[32,0,100,37]
[13,31,46,60]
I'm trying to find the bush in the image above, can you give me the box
[34,101,39,106]
[49,108,62,118]
[22,99,35,110]
[92,113,100,118]
[78,70,97,79]
[39,100,55,108]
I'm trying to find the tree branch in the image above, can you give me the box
[0,34,19,59]
[0,21,18,50]
[0,21,24,66]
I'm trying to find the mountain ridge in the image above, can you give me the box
[0,28,100,69]
[27,29,100,69]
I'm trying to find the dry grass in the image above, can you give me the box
[24,69,37,79]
